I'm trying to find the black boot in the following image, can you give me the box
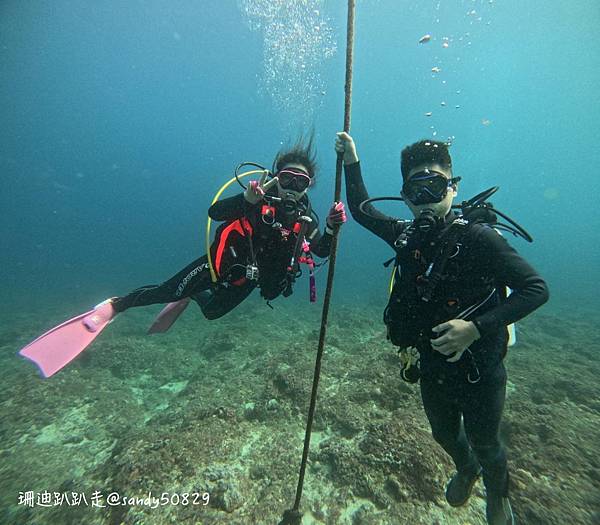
[486,494,514,525]
[445,462,482,507]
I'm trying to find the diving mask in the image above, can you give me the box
[403,170,460,205]
[275,168,312,192]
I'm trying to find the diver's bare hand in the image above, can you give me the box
[430,319,481,363]
[244,170,278,204]
[335,132,359,165]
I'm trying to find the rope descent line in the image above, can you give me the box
[278,1,355,523]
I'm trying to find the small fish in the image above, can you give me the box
[419,34,432,44]
[431,66,441,73]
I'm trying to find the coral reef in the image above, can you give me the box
[1,301,599,524]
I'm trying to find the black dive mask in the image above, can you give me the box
[403,170,461,205]
[275,168,312,192]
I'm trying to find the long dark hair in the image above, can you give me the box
[272,133,318,179]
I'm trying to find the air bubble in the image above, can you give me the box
[239,0,337,128]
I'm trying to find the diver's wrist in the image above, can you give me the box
[470,320,482,340]
[344,152,359,165]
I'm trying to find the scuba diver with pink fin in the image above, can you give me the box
[19,136,346,378]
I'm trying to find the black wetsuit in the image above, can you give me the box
[112,191,332,319]
[345,161,549,497]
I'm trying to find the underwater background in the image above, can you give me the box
[1,1,599,524]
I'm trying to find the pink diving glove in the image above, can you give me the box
[326,201,347,230]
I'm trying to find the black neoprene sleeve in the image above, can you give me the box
[470,227,549,336]
[344,161,407,248]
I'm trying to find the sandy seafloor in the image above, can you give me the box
[1,295,599,525]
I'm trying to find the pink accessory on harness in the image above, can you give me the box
[298,240,317,303]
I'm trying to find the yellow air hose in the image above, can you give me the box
[206,169,268,283]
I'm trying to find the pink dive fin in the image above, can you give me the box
[19,300,116,378]
[148,298,191,334]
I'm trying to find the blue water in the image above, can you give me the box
[2,1,599,312]
[2,2,600,524]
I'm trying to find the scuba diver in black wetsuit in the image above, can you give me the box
[112,139,347,324]
[18,139,347,378]
[335,132,548,525]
